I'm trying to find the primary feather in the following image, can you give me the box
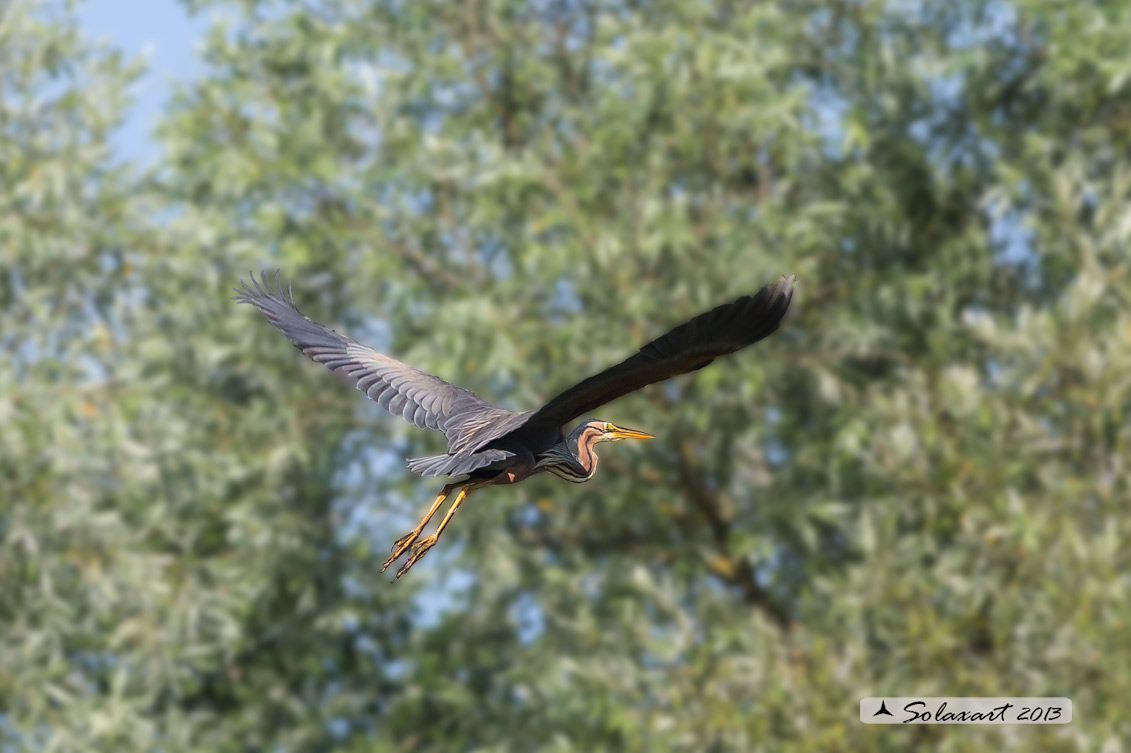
[233,271,523,461]
[521,276,796,430]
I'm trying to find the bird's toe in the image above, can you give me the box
[394,536,437,579]
[382,530,422,572]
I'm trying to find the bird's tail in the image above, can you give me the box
[407,450,514,477]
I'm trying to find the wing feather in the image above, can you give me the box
[521,276,795,430]
[234,271,520,453]
[236,272,794,467]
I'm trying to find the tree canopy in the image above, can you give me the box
[2,0,1129,750]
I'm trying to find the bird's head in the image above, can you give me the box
[583,420,655,444]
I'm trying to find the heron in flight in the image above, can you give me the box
[236,272,795,578]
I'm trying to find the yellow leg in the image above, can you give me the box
[394,480,486,579]
[381,483,455,573]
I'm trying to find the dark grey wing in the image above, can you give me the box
[519,275,795,431]
[234,271,521,453]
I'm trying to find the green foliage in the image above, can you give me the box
[2,0,1129,750]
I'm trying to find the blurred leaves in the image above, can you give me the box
[2,0,1130,751]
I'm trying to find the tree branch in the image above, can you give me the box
[675,436,793,630]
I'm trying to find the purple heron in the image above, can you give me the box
[236,272,795,578]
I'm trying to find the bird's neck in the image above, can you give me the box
[536,425,601,483]
[568,424,602,477]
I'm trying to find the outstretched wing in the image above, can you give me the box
[519,275,795,431]
[234,271,522,455]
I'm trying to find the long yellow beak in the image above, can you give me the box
[609,425,655,440]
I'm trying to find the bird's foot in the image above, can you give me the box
[381,530,421,573]
[394,535,437,580]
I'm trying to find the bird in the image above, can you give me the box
[235,271,795,579]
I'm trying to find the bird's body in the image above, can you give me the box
[236,272,795,578]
